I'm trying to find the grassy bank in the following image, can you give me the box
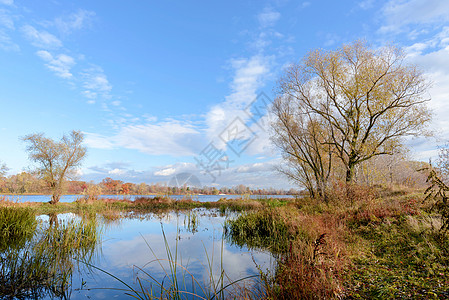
[225,185,449,299]
[2,187,448,299]
[0,195,293,216]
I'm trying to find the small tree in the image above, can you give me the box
[22,130,87,204]
[0,161,8,177]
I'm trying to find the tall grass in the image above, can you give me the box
[224,209,294,254]
[0,207,37,250]
[225,207,346,299]
[0,212,100,299]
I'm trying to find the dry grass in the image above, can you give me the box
[226,182,448,299]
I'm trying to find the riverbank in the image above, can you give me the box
[0,195,292,215]
[1,185,448,299]
[225,185,449,299]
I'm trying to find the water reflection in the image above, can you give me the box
[0,210,100,299]
[0,208,274,299]
[73,209,274,299]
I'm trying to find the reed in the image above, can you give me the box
[85,224,260,299]
[0,213,100,299]
[0,206,37,251]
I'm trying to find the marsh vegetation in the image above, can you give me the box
[1,184,448,299]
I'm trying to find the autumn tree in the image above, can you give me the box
[22,130,86,204]
[100,177,123,194]
[272,98,333,198]
[273,40,431,188]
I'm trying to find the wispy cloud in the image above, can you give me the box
[372,1,449,161]
[380,0,449,33]
[0,8,14,29]
[36,50,75,78]
[116,121,202,156]
[154,162,196,177]
[7,6,115,104]
[0,0,13,6]
[21,25,62,49]
[0,29,18,51]
[81,66,112,100]
[83,158,290,188]
[206,55,271,149]
[54,9,95,35]
[257,7,280,28]
[358,0,374,10]
[84,132,115,149]
[86,120,202,157]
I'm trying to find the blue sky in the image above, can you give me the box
[1,0,449,189]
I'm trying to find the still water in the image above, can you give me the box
[2,194,295,203]
[34,209,274,299]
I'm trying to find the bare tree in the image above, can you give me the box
[274,40,431,184]
[22,130,87,204]
[271,97,333,199]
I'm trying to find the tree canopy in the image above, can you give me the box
[22,130,87,204]
[272,40,431,197]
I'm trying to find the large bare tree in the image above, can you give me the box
[22,130,87,204]
[272,40,431,188]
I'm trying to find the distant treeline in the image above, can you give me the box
[0,174,298,196]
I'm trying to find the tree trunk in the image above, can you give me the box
[50,193,61,205]
[346,163,355,183]
[48,213,59,227]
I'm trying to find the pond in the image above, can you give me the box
[0,194,296,203]
[1,208,275,299]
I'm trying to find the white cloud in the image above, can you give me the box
[154,167,176,176]
[21,25,62,49]
[257,7,280,28]
[116,121,201,156]
[380,0,449,33]
[301,2,311,8]
[207,158,289,188]
[358,0,374,10]
[154,162,196,177]
[206,55,270,150]
[399,28,449,161]
[148,159,289,188]
[109,168,126,175]
[235,162,272,173]
[0,9,14,29]
[82,66,112,100]
[55,9,95,35]
[36,50,75,78]
[0,0,13,5]
[86,120,202,157]
[83,91,97,99]
[84,132,115,149]
[0,29,18,51]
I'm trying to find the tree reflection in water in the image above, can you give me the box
[0,209,100,299]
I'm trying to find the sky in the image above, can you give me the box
[1,0,449,189]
